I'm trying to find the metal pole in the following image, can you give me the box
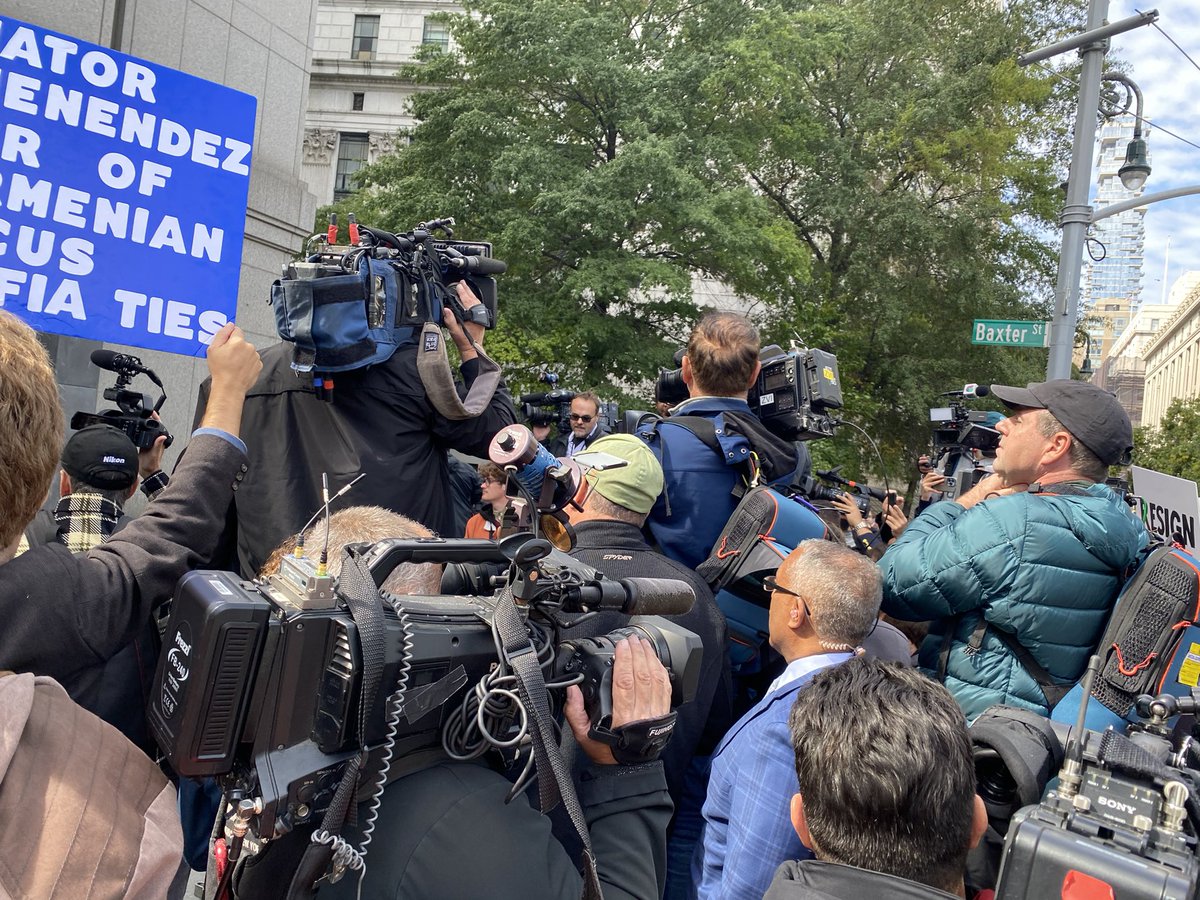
[1017,9,1157,66]
[1089,184,1200,223]
[1046,0,1112,381]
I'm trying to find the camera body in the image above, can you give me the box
[976,691,1200,900]
[749,345,843,442]
[70,353,173,450]
[520,388,577,437]
[147,538,702,843]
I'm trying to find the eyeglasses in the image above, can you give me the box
[481,477,504,485]
[569,414,594,423]
[762,575,801,599]
[763,575,812,617]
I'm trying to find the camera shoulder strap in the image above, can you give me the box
[415,321,504,420]
[492,589,604,900]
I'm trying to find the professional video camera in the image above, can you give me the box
[272,215,508,419]
[655,349,689,410]
[971,660,1200,899]
[69,349,173,450]
[748,344,844,441]
[520,372,576,435]
[926,383,1000,498]
[148,534,701,863]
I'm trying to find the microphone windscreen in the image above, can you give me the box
[620,578,695,616]
[90,349,123,371]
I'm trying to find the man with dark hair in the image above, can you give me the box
[694,540,883,900]
[552,390,608,457]
[638,312,799,569]
[21,423,168,553]
[765,656,987,898]
[880,380,1148,720]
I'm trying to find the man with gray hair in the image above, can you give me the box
[693,539,883,900]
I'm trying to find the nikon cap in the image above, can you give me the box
[583,434,664,516]
[990,380,1133,467]
[61,424,139,490]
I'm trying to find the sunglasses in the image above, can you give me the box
[569,414,594,423]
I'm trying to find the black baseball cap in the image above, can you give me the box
[990,380,1133,467]
[61,424,139,490]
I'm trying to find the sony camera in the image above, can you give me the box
[70,349,173,450]
[972,670,1200,899]
[147,535,702,843]
[748,345,844,442]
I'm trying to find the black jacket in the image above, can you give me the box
[763,860,962,899]
[196,341,515,578]
[550,423,609,458]
[0,434,246,691]
[569,519,733,803]
[238,760,672,900]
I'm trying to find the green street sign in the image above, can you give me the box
[971,319,1048,348]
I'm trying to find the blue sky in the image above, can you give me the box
[1105,1,1200,304]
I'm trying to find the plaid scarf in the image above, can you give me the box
[53,491,124,554]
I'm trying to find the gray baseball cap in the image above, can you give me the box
[989,380,1133,467]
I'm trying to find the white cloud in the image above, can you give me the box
[1107,2,1200,301]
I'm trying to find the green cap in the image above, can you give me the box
[584,434,664,516]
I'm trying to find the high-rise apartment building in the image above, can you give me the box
[1081,114,1148,374]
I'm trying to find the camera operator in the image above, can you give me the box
[879,380,1148,721]
[239,507,675,900]
[763,656,987,899]
[0,310,261,899]
[0,312,260,700]
[20,423,168,553]
[196,280,516,578]
[639,312,801,569]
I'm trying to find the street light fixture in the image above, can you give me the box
[1101,72,1151,192]
[1119,137,1152,192]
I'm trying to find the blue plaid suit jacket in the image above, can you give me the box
[694,661,839,900]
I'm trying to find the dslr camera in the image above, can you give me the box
[70,349,173,450]
[148,535,701,847]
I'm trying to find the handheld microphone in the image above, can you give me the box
[90,349,147,374]
[940,383,991,399]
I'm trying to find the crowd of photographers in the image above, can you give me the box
[0,272,1156,900]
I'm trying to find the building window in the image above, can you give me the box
[352,92,365,111]
[335,133,369,197]
[352,16,380,60]
[422,17,450,50]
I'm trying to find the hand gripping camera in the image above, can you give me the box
[70,349,173,450]
[147,534,702,848]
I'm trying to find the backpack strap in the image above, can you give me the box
[935,615,1071,709]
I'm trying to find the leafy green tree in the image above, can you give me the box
[334,0,809,401]
[700,0,1081,480]
[326,0,1082,486]
[1134,398,1200,485]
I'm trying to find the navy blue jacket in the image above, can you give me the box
[639,397,763,569]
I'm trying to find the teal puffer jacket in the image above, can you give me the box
[879,484,1147,721]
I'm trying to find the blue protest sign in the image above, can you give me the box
[0,16,255,356]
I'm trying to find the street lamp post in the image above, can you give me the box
[1018,4,1159,380]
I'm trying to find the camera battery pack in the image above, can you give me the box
[147,570,271,776]
[996,805,1198,900]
